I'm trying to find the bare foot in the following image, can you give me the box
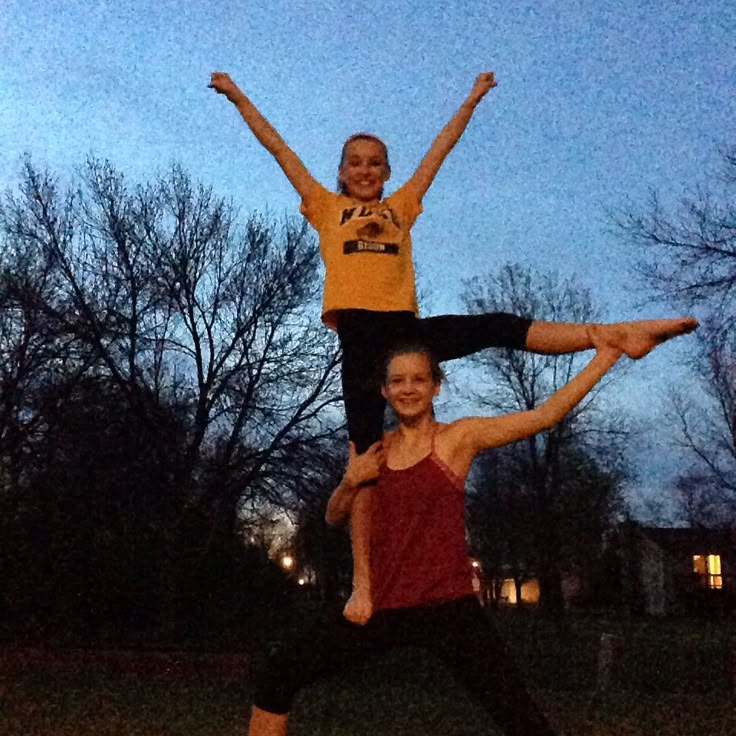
[343,587,372,625]
[611,317,698,360]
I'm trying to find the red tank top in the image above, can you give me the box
[370,441,474,612]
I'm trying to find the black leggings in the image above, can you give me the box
[337,310,532,452]
[253,596,557,735]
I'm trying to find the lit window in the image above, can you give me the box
[693,554,723,589]
[707,554,723,590]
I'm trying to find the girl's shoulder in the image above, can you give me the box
[432,421,453,437]
[386,181,422,205]
[299,181,341,223]
[384,182,423,223]
[432,421,473,486]
[433,418,475,456]
[434,420,461,441]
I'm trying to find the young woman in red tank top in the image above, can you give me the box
[247,324,696,736]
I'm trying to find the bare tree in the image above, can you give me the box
[0,181,95,499]
[613,145,736,327]
[614,145,736,527]
[0,158,343,642]
[675,473,736,528]
[462,263,628,619]
[667,326,736,524]
[138,165,343,538]
[2,158,342,508]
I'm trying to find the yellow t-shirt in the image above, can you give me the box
[300,182,423,330]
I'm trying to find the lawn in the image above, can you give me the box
[2,612,734,736]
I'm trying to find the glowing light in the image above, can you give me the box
[707,554,723,590]
[298,577,306,586]
[694,553,724,589]
[281,554,294,571]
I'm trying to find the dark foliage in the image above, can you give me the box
[0,159,341,646]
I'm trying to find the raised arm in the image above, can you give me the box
[406,72,497,200]
[451,327,622,466]
[209,72,317,199]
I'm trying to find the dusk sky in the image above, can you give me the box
[2,0,734,517]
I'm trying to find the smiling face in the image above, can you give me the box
[338,137,391,202]
[381,351,441,421]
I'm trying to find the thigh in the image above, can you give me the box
[417,313,531,363]
[339,371,386,453]
[337,311,416,452]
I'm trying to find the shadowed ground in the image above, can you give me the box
[2,644,734,736]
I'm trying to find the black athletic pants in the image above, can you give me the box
[253,596,557,735]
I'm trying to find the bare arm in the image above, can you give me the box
[450,334,622,467]
[325,441,383,526]
[343,488,373,624]
[326,441,382,624]
[407,72,497,200]
[209,72,317,198]
[325,478,360,528]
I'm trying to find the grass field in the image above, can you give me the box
[2,612,734,735]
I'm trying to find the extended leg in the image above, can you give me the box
[525,317,698,357]
[416,312,697,362]
[338,329,385,624]
[249,610,389,734]
[417,312,531,362]
[430,598,558,736]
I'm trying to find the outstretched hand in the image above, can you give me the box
[209,71,241,102]
[470,72,497,102]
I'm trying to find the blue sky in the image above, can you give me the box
[2,0,734,517]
